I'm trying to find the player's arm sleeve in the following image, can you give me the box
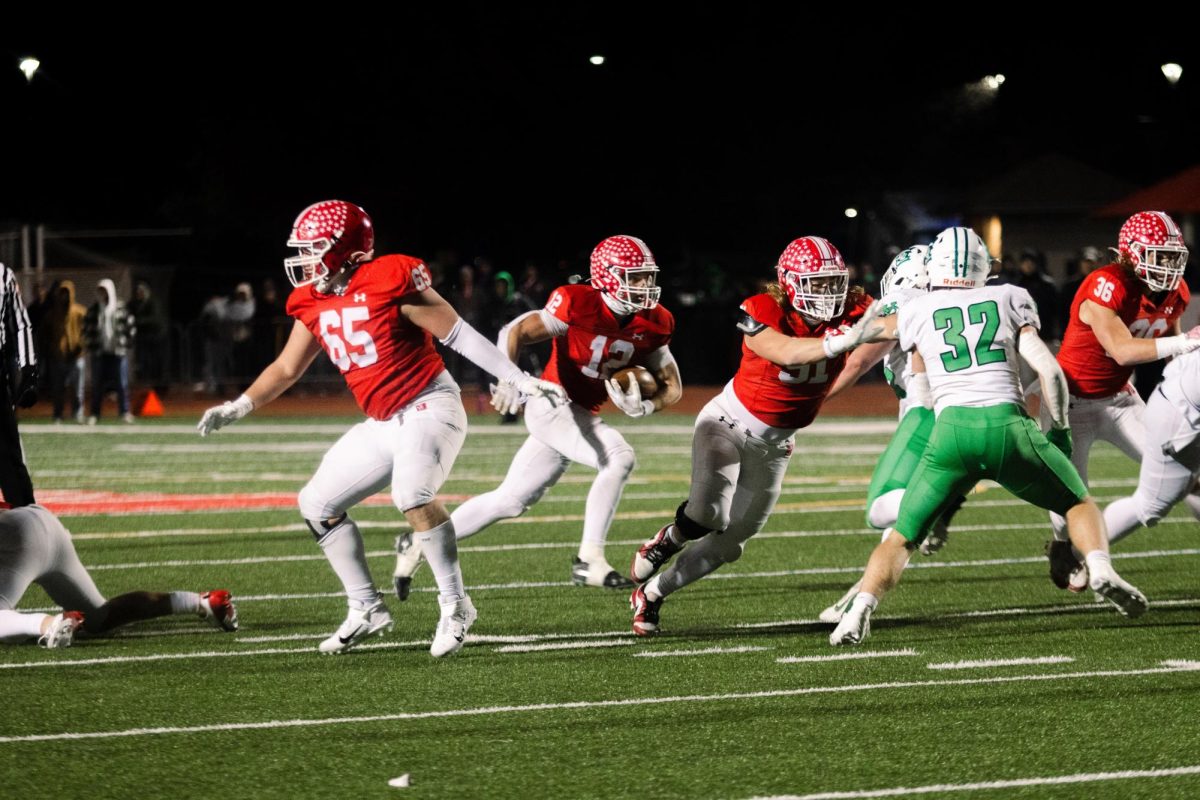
[536,309,569,337]
[441,318,525,385]
[896,306,916,353]
[1018,327,1068,428]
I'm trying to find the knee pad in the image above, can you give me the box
[1134,493,1170,528]
[492,491,530,520]
[305,513,348,543]
[675,501,720,541]
[297,484,334,522]
[602,444,637,479]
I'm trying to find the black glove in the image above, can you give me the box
[15,365,38,409]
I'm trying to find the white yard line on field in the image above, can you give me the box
[926,656,1074,670]
[1,662,1197,744]
[776,649,918,664]
[743,764,1200,800]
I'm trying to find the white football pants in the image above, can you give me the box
[0,505,105,621]
[450,392,636,552]
[651,395,793,598]
[1104,384,1200,542]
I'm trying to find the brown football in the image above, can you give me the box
[612,366,658,397]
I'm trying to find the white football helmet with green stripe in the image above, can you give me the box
[880,245,929,297]
[926,227,993,289]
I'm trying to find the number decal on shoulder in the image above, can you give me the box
[318,306,379,371]
[1093,278,1115,303]
[545,292,564,315]
[1128,317,1169,339]
[933,300,1007,373]
[411,264,432,292]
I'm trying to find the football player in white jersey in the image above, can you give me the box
[1102,350,1200,542]
[830,227,1148,646]
[819,245,969,623]
[0,504,237,648]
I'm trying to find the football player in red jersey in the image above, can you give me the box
[1045,211,1200,589]
[197,200,565,657]
[392,235,682,592]
[626,236,884,635]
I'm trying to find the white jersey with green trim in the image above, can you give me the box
[878,287,925,418]
[897,284,1041,416]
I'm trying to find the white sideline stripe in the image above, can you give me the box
[20,420,901,437]
[69,514,1197,543]
[633,646,772,658]
[113,442,888,456]
[494,639,639,653]
[926,656,1074,670]
[738,597,1200,631]
[0,640,425,670]
[2,663,1198,744]
[745,765,1200,800]
[236,630,634,645]
[776,649,917,664]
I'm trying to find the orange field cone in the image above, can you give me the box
[140,390,165,417]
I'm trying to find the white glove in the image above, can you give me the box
[823,301,884,359]
[606,376,655,418]
[1156,325,1200,358]
[197,394,254,437]
[515,375,568,408]
[489,382,523,415]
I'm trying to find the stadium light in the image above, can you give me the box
[844,208,858,219]
[982,74,1005,92]
[1162,63,1182,85]
[19,57,39,82]
[589,55,605,66]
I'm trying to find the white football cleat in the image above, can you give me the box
[393,533,425,601]
[1090,572,1149,618]
[199,589,239,632]
[819,579,863,625]
[319,599,393,655]
[430,595,477,658]
[571,557,633,589]
[39,611,85,649]
[829,600,872,646]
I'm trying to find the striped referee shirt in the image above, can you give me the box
[1,263,37,370]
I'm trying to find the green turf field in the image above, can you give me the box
[2,416,1198,799]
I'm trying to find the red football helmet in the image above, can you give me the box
[1118,211,1188,293]
[776,236,848,321]
[589,235,661,314]
[284,200,375,289]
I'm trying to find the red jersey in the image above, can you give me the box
[1057,264,1189,398]
[540,285,674,413]
[286,254,446,420]
[731,290,874,430]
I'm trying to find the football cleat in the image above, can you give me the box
[630,584,663,637]
[39,611,84,649]
[393,533,425,601]
[630,525,685,584]
[919,523,950,557]
[430,595,477,658]
[199,589,239,632]
[1046,540,1087,592]
[829,600,872,646]
[571,557,634,589]
[319,599,393,655]
[1090,573,1149,619]
[819,579,863,625]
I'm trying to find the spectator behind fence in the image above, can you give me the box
[254,278,286,370]
[197,292,230,395]
[227,282,256,385]
[39,280,87,424]
[84,278,136,424]
[128,280,166,393]
[1015,250,1062,341]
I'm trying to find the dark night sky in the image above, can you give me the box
[4,9,1197,280]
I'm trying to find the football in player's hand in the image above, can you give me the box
[612,366,658,397]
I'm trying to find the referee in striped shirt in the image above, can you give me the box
[1,262,38,506]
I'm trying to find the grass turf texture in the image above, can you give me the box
[3,416,1199,799]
